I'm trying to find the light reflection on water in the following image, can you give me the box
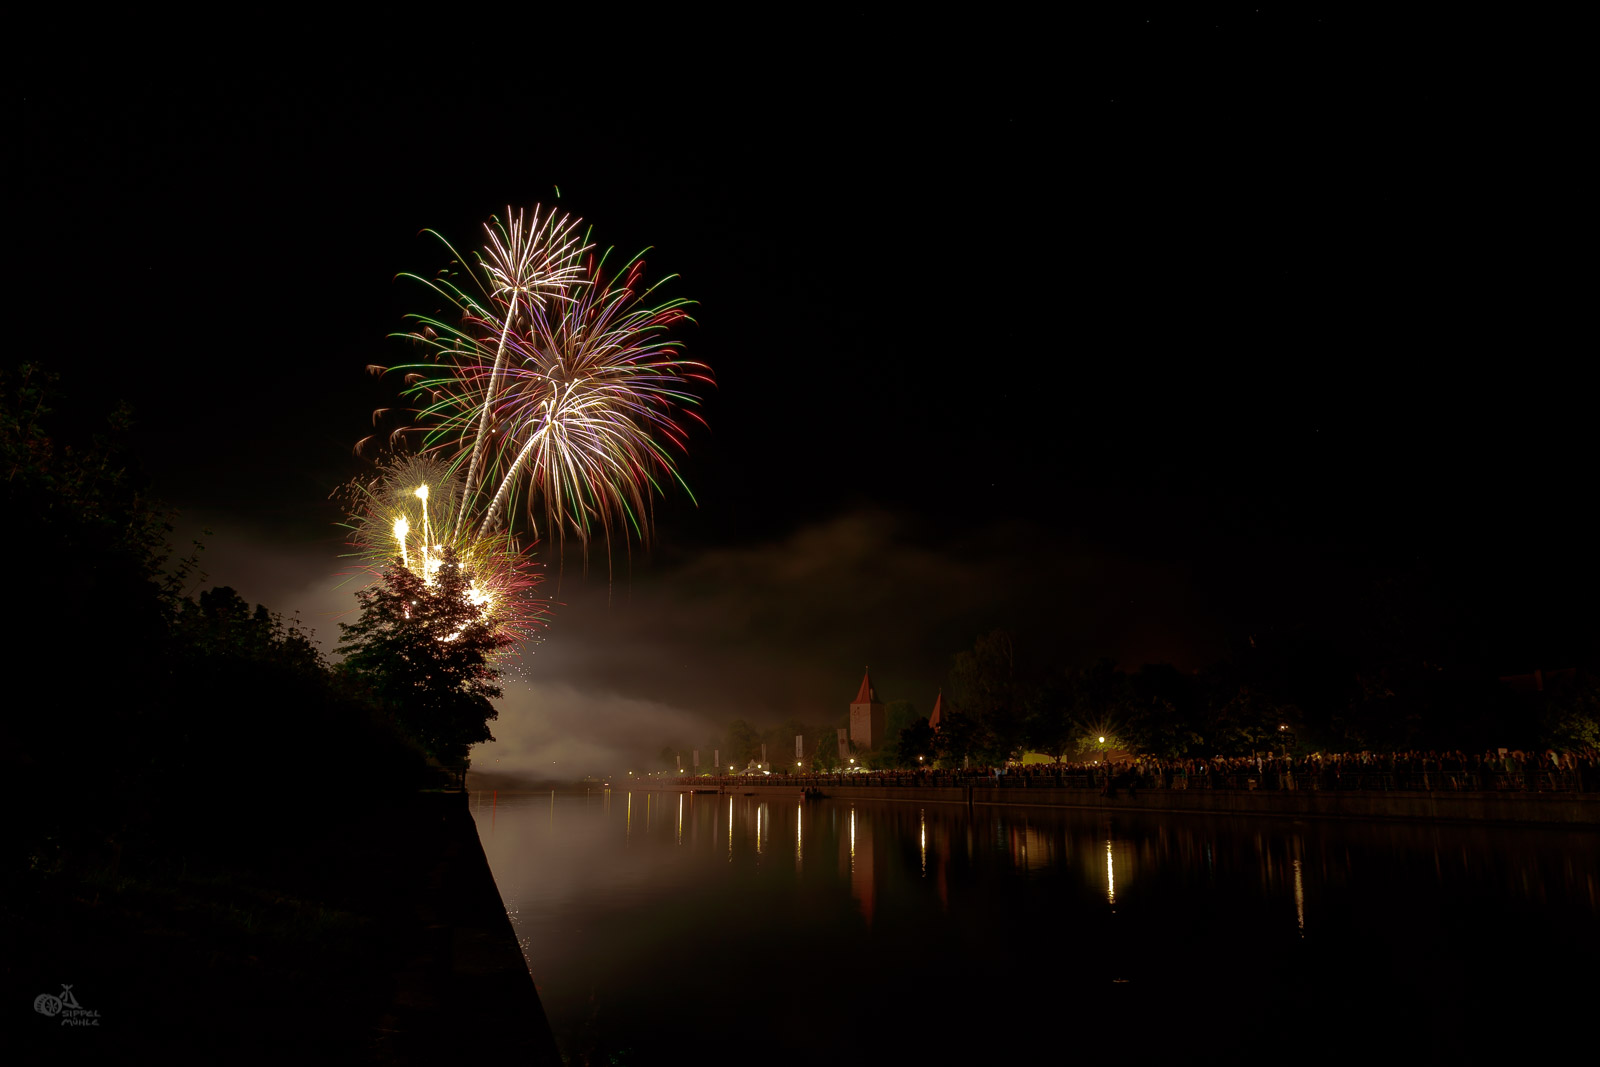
[1293,856,1305,935]
[1106,835,1116,904]
[473,789,1598,1062]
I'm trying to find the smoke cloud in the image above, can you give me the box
[178,509,1219,778]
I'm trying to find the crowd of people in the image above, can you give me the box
[995,748,1600,793]
[697,747,1600,793]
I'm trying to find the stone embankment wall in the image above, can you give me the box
[645,782,1598,827]
[431,792,563,1066]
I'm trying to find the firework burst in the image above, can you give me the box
[344,205,711,652]
[372,208,712,559]
[337,454,552,646]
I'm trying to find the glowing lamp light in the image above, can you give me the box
[1099,736,1106,743]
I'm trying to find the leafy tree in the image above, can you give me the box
[155,584,428,838]
[1024,708,1077,762]
[873,700,922,767]
[1541,673,1600,748]
[2,363,177,591]
[1199,677,1286,754]
[758,719,812,772]
[1121,663,1205,757]
[810,726,846,772]
[173,586,323,675]
[896,718,936,767]
[949,631,1030,763]
[337,548,509,764]
[932,707,987,768]
[4,365,432,865]
[724,719,760,768]
[4,363,185,855]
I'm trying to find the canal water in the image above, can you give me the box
[472,790,1598,1064]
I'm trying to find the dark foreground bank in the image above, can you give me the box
[7,790,559,1064]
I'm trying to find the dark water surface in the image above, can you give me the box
[472,790,1598,1064]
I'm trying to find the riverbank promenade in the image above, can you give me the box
[650,770,1600,827]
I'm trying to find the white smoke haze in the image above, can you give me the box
[170,516,360,647]
[177,509,1220,779]
[478,682,708,781]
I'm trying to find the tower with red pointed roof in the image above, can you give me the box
[928,689,947,732]
[849,667,887,752]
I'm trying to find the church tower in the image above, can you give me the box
[850,667,887,752]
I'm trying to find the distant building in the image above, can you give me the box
[850,668,887,752]
[929,689,948,732]
[1498,667,1577,693]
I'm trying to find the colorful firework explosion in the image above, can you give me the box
[337,454,552,646]
[371,209,712,555]
[343,205,711,650]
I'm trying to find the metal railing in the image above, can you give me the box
[666,769,1597,793]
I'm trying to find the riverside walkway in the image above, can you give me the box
[643,771,1600,827]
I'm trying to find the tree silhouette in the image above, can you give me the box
[896,717,936,766]
[337,548,510,764]
[949,630,1030,764]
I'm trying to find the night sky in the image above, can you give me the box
[18,14,1590,775]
